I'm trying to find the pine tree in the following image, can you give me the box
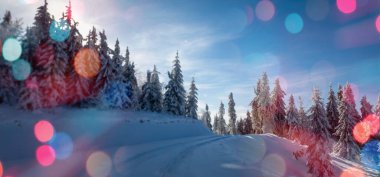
[139,66,162,112]
[286,95,299,140]
[163,51,186,115]
[213,114,219,134]
[185,78,198,119]
[298,96,308,144]
[303,88,333,177]
[227,92,237,134]
[201,104,212,130]
[375,95,380,116]
[237,118,245,135]
[271,78,286,136]
[360,96,373,119]
[244,111,254,134]
[112,39,123,79]
[326,85,339,140]
[0,11,22,105]
[251,79,261,134]
[333,84,361,162]
[33,0,52,42]
[258,73,273,134]
[122,47,139,108]
[218,102,227,134]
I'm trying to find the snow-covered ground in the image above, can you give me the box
[0,106,378,177]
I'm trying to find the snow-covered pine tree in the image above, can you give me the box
[286,94,299,140]
[201,104,212,130]
[244,110,254,134]
[139,66,162,112]
[123,47,139,108]
[33,0,52,42]
[218,102,227,135]
[163,51,186,116]
[251,79,261,134]
[304,88,334,177]
[0,11,22,105]
[337,84,343,104]
[139,70,152,110]
[111,39,123,79]
[360,96,373,119]
[213,114,219,134]
[343,83,361,123]
[95,30,115,106]
[333,83,361,162]
[185,78,198,119]
[375,95,380,116]
[237,118,245,135]
[297,96,308,144]
[271,78,286,137]
[258,73,273,134]
[227,92,237,134]
[326,85,339,140]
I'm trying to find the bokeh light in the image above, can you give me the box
[86,151,112,177]
[285,13,304,34]
[353,121,371,144]
[11,59,31,81]
[49,19,71,42]
[0,161,3,177]
[114,146,128,174]
[363,114,380,136]
[34,120,55,143]
[255,0,275,22]
[337,0,356,14]
[375,15,380,33]
[261,154,286,177]
[2,38,22,62]
[74,48,101,79]
[36,145,56,167]
[49,132,74,160]
[340,167,365,177]
[306,0,329,21]
[24,0,39,4]
[360,140,380,171]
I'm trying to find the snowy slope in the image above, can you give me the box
[0,106,378,177]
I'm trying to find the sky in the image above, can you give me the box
[2,0,380,119]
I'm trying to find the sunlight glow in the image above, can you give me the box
[340,167,365,177]
[353,121,371,144]
[86,151,112,177]
[2,38,22,62]
[285,13,304,34]
[255,0,275,22]
[34,120,55,143]
[74,48,101,79]
[363,114,380,136]
[337,0,356,14]
[12,59,31,81]
[36,145,56,167]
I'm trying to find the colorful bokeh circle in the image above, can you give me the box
[337,0,356,14]
[74,48,101,78]
[49,19,71,42]
[49,132,74,160]
[34,120,55,143]
[285,13,304,34]
[36,145,56,167]
[11,59,32,81]
[2,38,22,62]
[375,15,380,33]
[0,161,3,177]
[86,151,112,177]
[255,0,275,22]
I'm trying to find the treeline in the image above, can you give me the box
[0,1,199,119]
[201,72,380,177]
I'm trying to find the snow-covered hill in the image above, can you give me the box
[0,106,377,177]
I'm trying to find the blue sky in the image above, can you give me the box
[2,0,380,119]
